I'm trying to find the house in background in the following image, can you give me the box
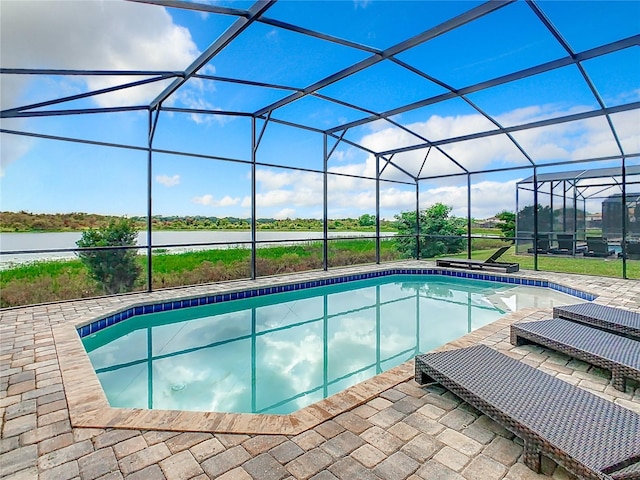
[586,213,602,229]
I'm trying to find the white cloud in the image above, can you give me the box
[610,110,640,154]
[239,168,359,217]
[495,104,587,127]
[156,174,180,187]
[220,103,638,219]
[255,169,298,190]
[265,29,279,40]
[353,0,371,8]
[1,0,199,108]
[509,115,621,162]
[418,179,520,219]
[353,103,636,180]
[253,170,324,209]
[274,208,296,219]
[0,130,32,177]
[249,166,519,219]
[0,0,201,170]
[192,194,240,207]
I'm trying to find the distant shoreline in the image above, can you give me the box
[0,211,392,233]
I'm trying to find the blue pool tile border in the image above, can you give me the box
[77,268,597,337]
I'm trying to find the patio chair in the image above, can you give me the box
[527,233,551,254]
[584,237,615,257]
[550,233,586,255]
[553,303,640,340]
[415,345,640,480]
[619,241,640,260]
[510,318,640,391]
[435,246,519,273]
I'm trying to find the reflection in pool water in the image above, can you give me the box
[83,276,581,415]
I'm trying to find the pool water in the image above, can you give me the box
[83,276,580,415]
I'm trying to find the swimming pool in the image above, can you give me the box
[82,274,584,415]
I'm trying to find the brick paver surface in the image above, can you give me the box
[1,263,639,479]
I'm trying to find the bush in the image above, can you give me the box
[76,218,142,294]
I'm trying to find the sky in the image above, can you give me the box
[1,0,639,221]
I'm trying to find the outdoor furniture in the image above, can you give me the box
[550,233,587,255]
[511,318,640,391]
[553,303,640,340]
[527,233,551,254]
[584,237,615,257]
[436,246,519,273]
[619,241,640,260]
[414,344,640,480]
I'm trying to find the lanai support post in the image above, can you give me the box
[571,179,587,246]
[146,108,159,292]
[550,180,554,240]
[251,117,257,280]
[376,155,381,264]
[562,180,567,233]
[515,184,520,254]
[323,134,329,271]
[416,182,420,260]
[533,167,539,271]
[467,173,472,259]
[622,158,627,279]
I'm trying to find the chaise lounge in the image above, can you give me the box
[553,303,640,340]
[435,245,519,273]
[549,233,587,255]
[583,237,615,257]
[527,233,551,254]
[619,241,640,260]
[510,318,640,391]
[415,344,640,480]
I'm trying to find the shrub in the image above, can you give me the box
[76,218,142,294]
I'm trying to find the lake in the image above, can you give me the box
[0,231,394,268]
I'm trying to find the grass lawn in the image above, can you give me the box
[454,246,640,279]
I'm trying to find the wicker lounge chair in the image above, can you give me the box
[511,318,640,391]
[619,241,640,260]
[584,237,615,257]
[414,345,640,480]
[553,303,640,340]
[527,233,551,254]
[550,233,587,255]
[435,246,519,273]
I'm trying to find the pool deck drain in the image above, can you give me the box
[1,261,639,479]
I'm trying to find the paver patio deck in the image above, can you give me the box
[1,261,639,480]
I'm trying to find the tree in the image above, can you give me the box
[76,218,141,294]
[358,214,376,227]
[393,203,466,259]
[495,210,516,242]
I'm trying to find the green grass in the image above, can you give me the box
[256,244,321,260]
[448,246,640,279]
[0,258,86,282]
[151,248,251,274]
[470,227,502,236]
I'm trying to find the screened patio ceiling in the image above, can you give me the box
[1,0,639,187]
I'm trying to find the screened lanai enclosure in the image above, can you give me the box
[1,0,639,307]
[515,165,640,259]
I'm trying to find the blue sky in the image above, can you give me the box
[1,0,638,220]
